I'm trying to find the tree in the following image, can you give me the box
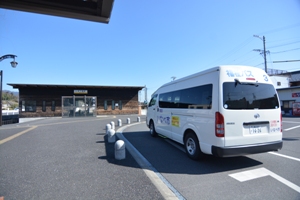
[1,91,19,109]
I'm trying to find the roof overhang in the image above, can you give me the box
[276,86,300,91]
[8,83,144,90]
[0,0,114,23]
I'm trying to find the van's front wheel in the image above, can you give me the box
[149,121,157,137]
[184,132,203,160]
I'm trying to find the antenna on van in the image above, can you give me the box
[171,76,176,81]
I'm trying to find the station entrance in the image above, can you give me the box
[62,96,97,117]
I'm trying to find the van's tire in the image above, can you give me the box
[184,131,203,160]
[149,121,157,137]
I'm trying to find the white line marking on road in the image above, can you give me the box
[229,167,300,193]
[268,152,300,162]
[282,121,300,124]
[284,125,300,131]
[116,122,184,200]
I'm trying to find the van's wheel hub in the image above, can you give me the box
[186,138,196,155]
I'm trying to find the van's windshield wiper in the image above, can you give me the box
[234,78,258,87]
[234,78,241,87]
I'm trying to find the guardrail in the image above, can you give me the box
[2,110,19,115]
[1,110,19,125]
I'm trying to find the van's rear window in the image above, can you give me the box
[223,82,279,109]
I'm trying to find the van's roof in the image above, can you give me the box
[152,65,265,95]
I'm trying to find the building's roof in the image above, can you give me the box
[290,73,300,82]
[269,69,300,82]
[276,86,300,91]
[0,0,114,23]
[8,83,144,90]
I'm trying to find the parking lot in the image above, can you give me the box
[0,115,300,200]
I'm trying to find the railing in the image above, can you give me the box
[2,110,19,115]
[1,110,19,125]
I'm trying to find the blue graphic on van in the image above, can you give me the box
[263,75,268,82]
[158,116,170,125]
[226,70,254,78]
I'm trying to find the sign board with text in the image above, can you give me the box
[74,90,88,94]
[292,102,300,116]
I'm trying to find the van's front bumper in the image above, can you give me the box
[211,141,283,157]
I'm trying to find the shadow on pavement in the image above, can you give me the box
[96,134,142,169]
[95,122,263,175]
[282,137,300,141]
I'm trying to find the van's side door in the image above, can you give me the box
[147,94,158,127]
[156,93,173,138]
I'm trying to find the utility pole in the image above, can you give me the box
[253,35,268,73]
[262,36,267,73]
[144,86,147,104]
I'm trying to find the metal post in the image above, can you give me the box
[0,70,2,126]
[0,54,18,126]
[73,95,75,117]
[253,35,268,73]
[263,36,267,73]
[84,95,86,117]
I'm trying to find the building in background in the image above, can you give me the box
[269,69,300,116]
[8,84,144,118]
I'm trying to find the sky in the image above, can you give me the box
[0,0,300,102]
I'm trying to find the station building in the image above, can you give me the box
[8,83,144,118]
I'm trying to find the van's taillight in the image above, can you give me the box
[280,113,282,132]
[215,112,224,137]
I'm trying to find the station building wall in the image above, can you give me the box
[8,84,143,118]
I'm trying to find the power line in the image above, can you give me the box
[208,37,254,67]
[256,22,300,35]
[272,48,300,54]
[268,37,300,43]
[254,63,264,67]
[237,53,262,64]
[268,41,300,49]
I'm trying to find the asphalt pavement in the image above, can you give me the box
[1,115,300,200]
[0,115,167,200]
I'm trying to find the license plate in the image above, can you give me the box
[249,125,262,134]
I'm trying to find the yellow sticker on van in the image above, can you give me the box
[172,116,180,127]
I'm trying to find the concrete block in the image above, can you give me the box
[108,129,116,143]
[110,121,115,130]
[106,124,111,135]
[115,140,125,160]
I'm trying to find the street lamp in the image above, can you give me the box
[0,54,18,126]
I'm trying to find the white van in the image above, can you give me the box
[146,65,282,160]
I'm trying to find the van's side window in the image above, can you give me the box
[159,92,173,108]
[149,95,157,107]
[158,84,213,109]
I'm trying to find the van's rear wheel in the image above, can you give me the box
[184,132,203,160]
[149,121,157,137]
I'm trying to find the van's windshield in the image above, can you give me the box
[223,82,279,110]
